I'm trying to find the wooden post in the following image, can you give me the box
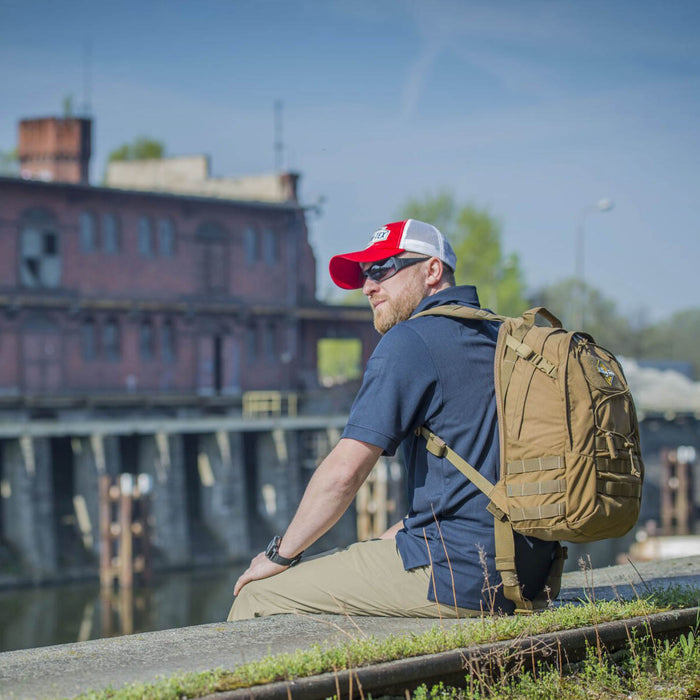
[98,473,151,590]
[98,475,112,589]
[119,481,134,588]
[356,461,390,540]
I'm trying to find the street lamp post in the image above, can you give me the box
[574,198,614,328]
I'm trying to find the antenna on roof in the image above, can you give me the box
[81,38,92,116]
[274,99,284,172]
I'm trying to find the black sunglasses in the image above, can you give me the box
[362,256,430,283]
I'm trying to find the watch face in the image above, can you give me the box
[265,536,280,559]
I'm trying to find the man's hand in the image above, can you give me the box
[234,551,287,596]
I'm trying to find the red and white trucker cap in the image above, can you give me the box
[329,219,457,290]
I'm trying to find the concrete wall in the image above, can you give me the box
[197,431,249,560]
[2,437,57,578]
[138,433,190,566]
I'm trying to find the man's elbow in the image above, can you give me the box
[323,439,382,495]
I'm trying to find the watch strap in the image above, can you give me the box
[265,535,303,567]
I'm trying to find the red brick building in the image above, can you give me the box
[0,117,376,408]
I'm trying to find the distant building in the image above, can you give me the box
[0,117,376,408]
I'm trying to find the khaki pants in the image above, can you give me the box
[228,538,480,621]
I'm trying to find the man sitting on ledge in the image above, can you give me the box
[228,219,556,620]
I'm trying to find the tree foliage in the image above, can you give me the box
[529,278,635,352]
[530,279,700,379]
[400,192,527,315]
[640,308,700,378]
[108,137,165,162]
[0,148,18,176]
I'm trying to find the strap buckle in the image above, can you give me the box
[426,433,447,458]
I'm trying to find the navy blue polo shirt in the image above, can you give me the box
[342,286,557,613]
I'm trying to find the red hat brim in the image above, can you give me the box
[329,244,405,289]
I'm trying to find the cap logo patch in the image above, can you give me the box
[367,226,391,247]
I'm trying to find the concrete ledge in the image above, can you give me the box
[202,607,700,700]
[2,556,700,700]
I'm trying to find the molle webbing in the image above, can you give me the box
[507,456,563,474]
[506,479,566,497]
[509,502,566,522]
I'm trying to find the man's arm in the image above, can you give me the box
[233,438,382,596]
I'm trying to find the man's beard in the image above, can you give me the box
[371,276,428,335]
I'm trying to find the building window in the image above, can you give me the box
[244,227,258,264]
[103,318,121,361]
[161,319,176,363]
[139,319,154,361]
[103,213,120,254]
[158,218,175,257]
[79,211,97,252]
[138,216,153,257]
[81,319,96,360]
[19,208,61,288]
[264,323,276,362]
[246,326,258,364]
[263,229,279,266]
[196,222,227,292]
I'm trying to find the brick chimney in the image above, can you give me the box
[18,117,92,184]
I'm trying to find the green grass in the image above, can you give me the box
[70,584,700,700]
[412,629,700,699]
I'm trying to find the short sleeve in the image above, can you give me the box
[342,324,440,455]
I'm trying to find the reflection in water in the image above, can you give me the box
[0,542,629,654]
[0,565,246,653]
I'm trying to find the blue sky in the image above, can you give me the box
[1,0,698,320]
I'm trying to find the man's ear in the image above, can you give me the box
[425,257,443,287]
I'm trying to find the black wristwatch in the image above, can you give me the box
[265,535,303,567]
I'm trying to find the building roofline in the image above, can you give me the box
[0,175,304,212]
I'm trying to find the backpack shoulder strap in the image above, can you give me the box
[411,304,506,323]
[417,426,566,613]
[416,427,508,520]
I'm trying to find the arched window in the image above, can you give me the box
[246,324,258,364]
[139,319,154,360]
[196,222,228,293]
[158,218,175,257]
[138,216,153,257]
[161,319,176,362]
[102,213,120,254]
[103,318,121,360]
[263,229,279,266]
[264,322,276,363]
[244,227,258,264]
[79,211,97,252]
[81,318,96,360]
[19,208,61,288]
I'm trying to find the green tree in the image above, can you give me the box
[108,137,165,162]
[640,308,700,379]
[400,192,528,315]
[531,279,700,379]
[528,278,636,353]
[317,338,362,386]
[0,148,18,176]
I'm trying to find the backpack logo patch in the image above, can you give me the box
[597,360,616,386]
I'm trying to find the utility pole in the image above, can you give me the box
[274,100,284,172]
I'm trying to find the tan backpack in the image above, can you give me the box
[413,305,644,613]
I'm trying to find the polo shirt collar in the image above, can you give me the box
[413,285,481,315]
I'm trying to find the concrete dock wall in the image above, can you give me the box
[0,414,364,585]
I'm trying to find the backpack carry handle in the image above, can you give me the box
[522,307,562,329]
